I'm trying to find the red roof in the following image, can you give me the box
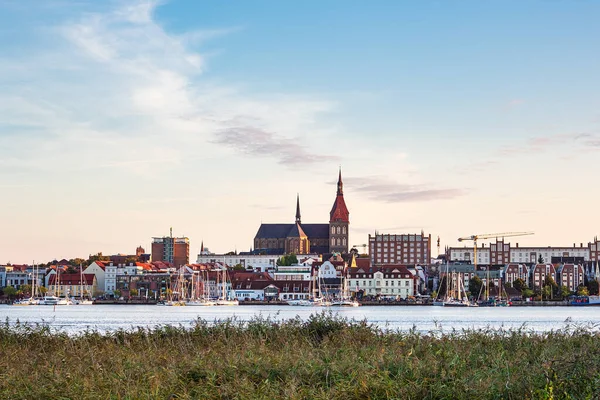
[48,273,95,286]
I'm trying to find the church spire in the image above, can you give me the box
[295,193,301,224]
[337,166,343,195]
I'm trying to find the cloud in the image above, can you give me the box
[343,176,466,203]
[214,125,339,165]
[0,0,339,179]
[496,132,597,156]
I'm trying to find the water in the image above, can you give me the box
[1,304,599,334]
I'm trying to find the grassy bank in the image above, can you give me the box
[1,314,599,399]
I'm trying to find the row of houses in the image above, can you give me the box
[439,263,588,294]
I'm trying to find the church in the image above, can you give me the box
[253,170,350,256]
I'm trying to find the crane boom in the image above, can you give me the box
[458,231,534,242]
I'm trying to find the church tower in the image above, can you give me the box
[329,168,350,254]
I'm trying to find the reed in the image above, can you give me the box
[0,314,598,399]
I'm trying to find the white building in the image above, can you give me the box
[272,265,312,281]
[83,262,107,294]
[348,265,415,299]
[196,253,321,272]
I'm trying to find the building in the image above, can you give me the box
[196,253,321,271]
[504,264,530,287]
[557,264,585,292]
[531,264,557,289]
[369,232,431,265]
[48,273,97,298]
[448,238,600,265]
[347,262,416,299]
[253,170,350,255]
[152,229,190,267]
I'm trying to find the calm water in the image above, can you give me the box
[1,305,599,334]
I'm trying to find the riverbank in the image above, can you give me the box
[1,314,598,399]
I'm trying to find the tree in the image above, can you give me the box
[88,252,110,264]
[3,286,17,299]
[124,256,138,264]
[538,255,545,264]
[521,288,534,299]
[130,288,139,298]
[512,278,526,292]
[577,286,589,296]
[38,286,48,295]
[20,284,32,296]
[468,276,483,299]
[113,289,122,299]
[587,280,599,296]
[69,258,87,267]
[232,264,245,271]
[560,285,571,299]
[66,266,77,274]
[277,254,298,266]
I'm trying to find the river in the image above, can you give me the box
[1,304,599,334]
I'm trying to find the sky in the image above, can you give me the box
[1,0,599,264]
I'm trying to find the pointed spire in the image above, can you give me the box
[337,166,343,195]
[201,240,204,253]
[295,193,301,224]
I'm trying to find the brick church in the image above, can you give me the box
[253,170,350,255]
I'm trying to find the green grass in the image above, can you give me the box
[1,314,599,399]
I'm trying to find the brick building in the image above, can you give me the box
[369,232,431,265]
[152,229,190,267]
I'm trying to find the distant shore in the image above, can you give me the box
[83,299,582,306]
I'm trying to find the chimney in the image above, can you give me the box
[580,243,583,248]
[516,243,519,248]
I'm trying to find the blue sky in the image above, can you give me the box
[1,0,599,263]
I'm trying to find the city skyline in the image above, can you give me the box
[1,0,600,264]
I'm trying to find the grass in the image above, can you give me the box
[1,313,599,399]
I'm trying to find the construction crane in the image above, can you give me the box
[457,232,534,267]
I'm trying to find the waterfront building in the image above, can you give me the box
[152,229,190,267]
[369,232,431,265]
[504,264,530,287]
[196,253,321,271]
[272,265,312,281]
[557,264,585,292]
[448,238,600,265]
[531,264,557,289]
[253,170,350,255]
[48,273,97,297]
[347,262,416,299]
[276,280,311,301]
[83,261,107,294]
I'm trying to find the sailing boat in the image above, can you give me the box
[330,266,359,307]
[185,270,215,306]
[435,262,476,307]
[166,267,187,306]
[77,264,94,305]
[216,265,238,306]
[14,262,40,305]
[295,265,331,306]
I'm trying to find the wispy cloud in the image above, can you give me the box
[343,176,466,203]
[214,125,339,165]
[0,0,339,178]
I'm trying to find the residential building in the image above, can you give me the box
[253,170,350,255]
[557,264,585,292]
[196,253,321,271]
[504,264,530,287]
[152,229,190,267]
[531,264,557,289]
[83,261,107,294]
[369,232,431,265]
[48,273,97,297]
[449,238,599,265]
[347,264,415,299]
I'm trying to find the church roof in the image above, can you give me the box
[255,223,329,239]
[300,224,329,239]
[255,224,295,239]
[287,223,308,238]
[330,169,349,223]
